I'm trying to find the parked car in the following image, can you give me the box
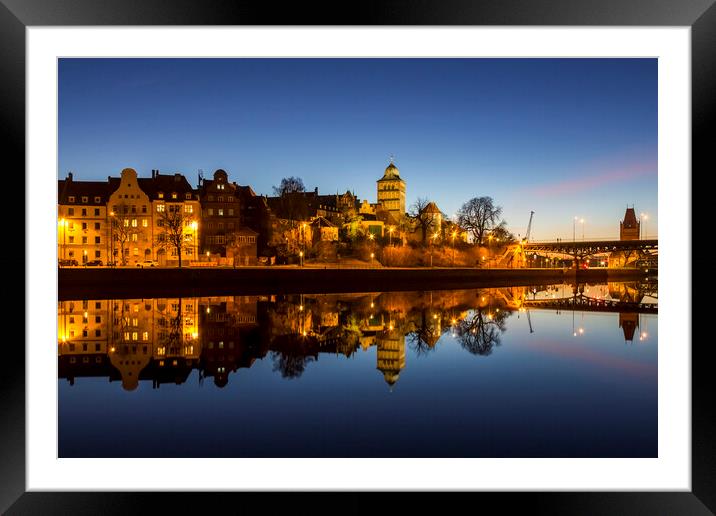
[106,260,118,267]
[84,260,103,267]
[137,259,159,268]
[58,258,78,267]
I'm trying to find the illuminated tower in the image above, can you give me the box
[376,326,406,388]
[376,157,406,223]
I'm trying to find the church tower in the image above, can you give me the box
[376,157,406,223]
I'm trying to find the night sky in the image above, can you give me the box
[58,58,657,240]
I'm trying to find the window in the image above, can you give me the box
[133,247,139,256]
[184,205,193,213]
[95,236,100,244]
[81,196,88,203]
[68,236,75,243]
[142,205,147,213]
[218,209,224,216]
[81,209,87,216]
[68,208,74,216]
[157,204,165,212]
[95,250,101,258]
[208,195,214,201]
[95,343,101,352]
[185,193,191,199]
[132,332,138,341]
[132,318,138,326]
[228,209,234,216]
[131,205,137,213]
[171,193,177,199]
[112,205,118,213]
[124,332,130,341]
[131,219,137,227]
[82,236,87,244]
[131,234,138,242]
[82,222,87,230]
[123,219,129,227]
[95,329,101,337]
[68,196,75,203]
[158,193,164,199]
[94,222,100,230]
[82,330,88,337]
[68,251,74,257]
[228,196,234,202]
[187,248,193,255]
[218,222,224,230]
[95,301,101,309]
[94,196,101,203]
[218,196,224,202]
[208,208,214,216]
[142,331,148,340]
[69,343,75,351]
[142,219,148,227]
[68,222,74,229]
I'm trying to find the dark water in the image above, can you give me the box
[58,281,657,458]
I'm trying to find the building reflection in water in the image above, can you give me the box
[58,281,657,390]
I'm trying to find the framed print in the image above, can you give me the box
[5,0,710,513]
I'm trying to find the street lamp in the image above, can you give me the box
[573,216,578,243]
[191,220,198,262]
[640,213,648,239]
[58,218,67,260]
[580,218,585,241]
[370,252,374,265]
[299,250,304,267]
[451,230,457,267]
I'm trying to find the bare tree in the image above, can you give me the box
[273,177,307,225]
[155,205,195,268]
[109,203,140,265]
[490,220,516,245]
[455,307,510,356]
[457,196,503,246]
[408,197,440,245]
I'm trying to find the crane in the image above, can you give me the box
[526,309,534,334]
[525,211,535,243]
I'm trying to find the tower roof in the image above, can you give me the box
[378,162,404,182]
[623,207,638,228]
[423,201,441,214]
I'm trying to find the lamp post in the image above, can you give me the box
[573,216,578,243]
[58,218,67,261]
[388,226,394,246]
[451,230,457,267]
[191,220,198,262]
[299,250,304,267]
[580,218,585,241]
[640,213,648,239]
[368,233,375,266]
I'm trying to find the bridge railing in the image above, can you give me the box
[523,236,658,243]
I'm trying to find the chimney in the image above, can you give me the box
[67,172,73,181]
[314,187,318,194]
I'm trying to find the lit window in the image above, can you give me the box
[124,332,130,340]
[142,219,148,227]
[184,205,193,213]
[218,209,223,216]
[228,209,234,216]
[94,208,100,216]
[81,196,88,203]
[208,208,214,216]
[132,332,138,341]
[142,331,148,340]
[94,196,101,203]
[158,193,164,199]
[68,196,75,203]
[133,247,139,256]
[131,234,137,242]
[157,204,165,212]
[131,219,137,227]
[124,219,129,227]
[171,193,177,199]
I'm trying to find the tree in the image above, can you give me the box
[408,197,440,245]
[155,205,195,268]
[490,220,516,245]
[273,177,307,225]
[109,203,141,266]
[272,176,305,196]
[457,196,503,246]
[455,307,510,356]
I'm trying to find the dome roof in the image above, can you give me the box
[378,162,403,181]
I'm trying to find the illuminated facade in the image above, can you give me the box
[376,160,406,224]
[107,168,154,266]
[58,173,112,264]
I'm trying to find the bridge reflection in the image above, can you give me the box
[58,281,657,390]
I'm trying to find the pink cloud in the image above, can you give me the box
[530,160,657,198]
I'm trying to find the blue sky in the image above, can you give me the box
[59,58,657,240]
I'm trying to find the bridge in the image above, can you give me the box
[498,238,658,267]
[522,294,657,314]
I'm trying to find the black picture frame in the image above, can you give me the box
[4,1,708,513]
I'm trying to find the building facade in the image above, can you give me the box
[376,160,406,224]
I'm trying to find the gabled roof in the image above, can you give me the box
[58,177,114,204]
